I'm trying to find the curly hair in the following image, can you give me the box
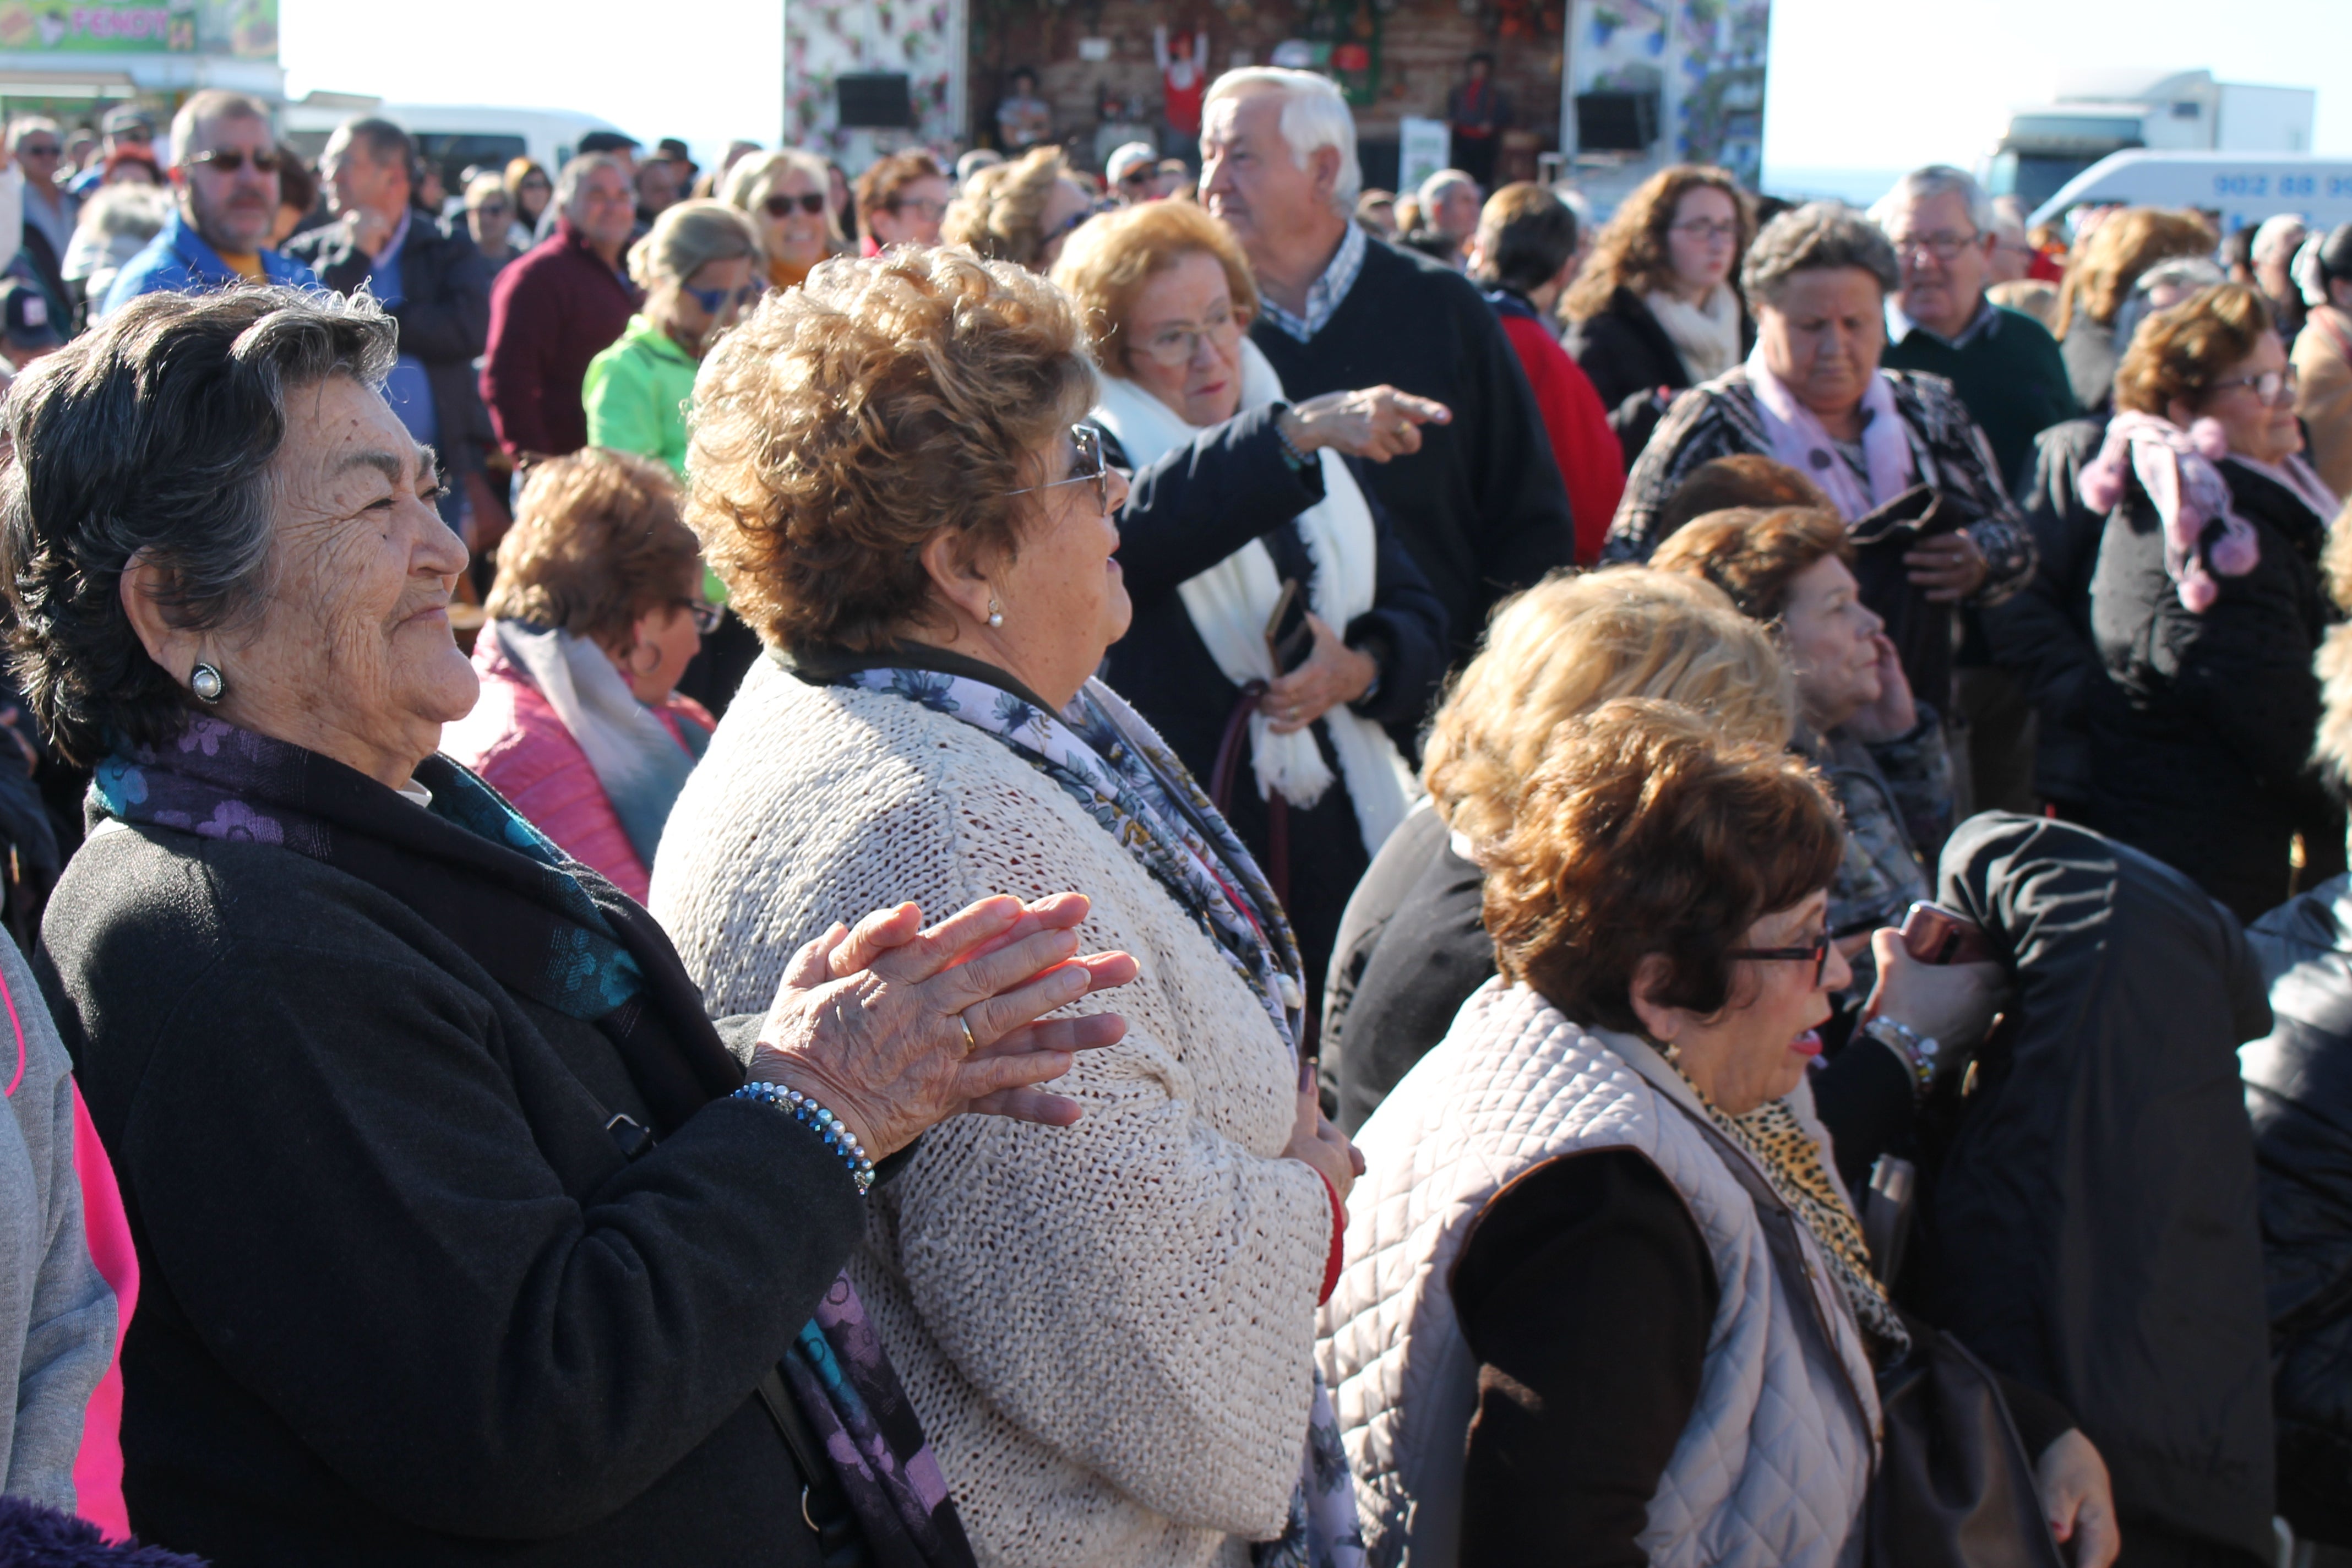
[943,146,1074,270]
[853,149,947,241]
[0,285,398,764]
[1422,567,1794,848]
[684,246,1096,654]
[1562,164,1751,321]
[1049,198,1259,371]
[486,450,702,653]
[1648,505,1855,623]
[1484,698,1845,1034]
[2051,207,2214,338]
[2112,282,2274,417]
[1740,202,1900,310]
[626,198,764,293]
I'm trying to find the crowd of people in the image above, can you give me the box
[1,58,2351,1568]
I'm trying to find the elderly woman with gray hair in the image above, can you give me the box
[1603,201,2035,718]
[5,285,1141,1565]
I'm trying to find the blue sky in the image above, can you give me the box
[279,0,2352,182]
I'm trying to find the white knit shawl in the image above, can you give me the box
[1091,339,1418,857]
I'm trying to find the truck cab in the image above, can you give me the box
[1987,69,2313,215]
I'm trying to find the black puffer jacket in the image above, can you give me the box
[2242,873,2352,1547]
[1931,812,2277,1564]
[1561,285,1751,471]
[2086,458,2344,919]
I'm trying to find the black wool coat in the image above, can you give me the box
[41,799,865,1565]
[1562,284,1752,471]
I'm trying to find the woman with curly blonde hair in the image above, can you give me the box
[2048,205,2214,409]
[652,245,1369,1566]
[940,144,1095,271]
[1562,164,1756,465]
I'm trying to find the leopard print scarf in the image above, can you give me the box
[1668,1053,1912,1357]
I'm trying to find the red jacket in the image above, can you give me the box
[1493,296,1624,564]
[480,219,641,459]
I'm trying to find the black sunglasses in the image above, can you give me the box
[186,148,282,175]
[764,192,828,217]
[1726,933,1832,987]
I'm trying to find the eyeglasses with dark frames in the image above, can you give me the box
[1725,933,1833,987]
[674,598,724,635]
[184,148,282,176]
[764,192,829,217]
[1007,424,1111,514]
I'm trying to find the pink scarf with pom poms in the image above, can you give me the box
[2077,412,2263,613]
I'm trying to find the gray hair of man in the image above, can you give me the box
[2252,213,2308,268]
[1203,67,1362,211]
[628,198,765,291]
[5,116,58,154]
[1418,167,1478,216]
[0,286,398,764]
[1740,201,1902,310]
[557,152,631,219]
[1868,163,1995,238]
[2111,255,2229,345]
[167,89,271,165]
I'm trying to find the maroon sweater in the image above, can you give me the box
[480,218,641,459]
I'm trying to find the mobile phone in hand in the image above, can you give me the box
[1898,901,1995,965]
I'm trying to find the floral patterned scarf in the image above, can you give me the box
[91,717,976,1567]
[840,664,1365,1568]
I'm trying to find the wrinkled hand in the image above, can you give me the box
[1262,613,1376,734]
[1283,1080,1364,1202]
[1281,385,1451,462]
[1904,530,1988,602]
[2037,1429,2120,1568]
[749,894,1140,1160]
[1863,930,2006,1057]
[1838,635,1919,745]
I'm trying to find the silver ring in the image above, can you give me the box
[956,1011,978,1054]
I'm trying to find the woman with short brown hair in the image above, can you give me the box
[2050,205,2215,409]
[439,448,717,900]
[1320,699,2117,1568]
[1562,164,1756,465]
[2077,281,2345,917]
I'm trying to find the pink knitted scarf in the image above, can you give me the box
[2077,412,2258,613]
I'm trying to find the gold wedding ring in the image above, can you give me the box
[956,1011,979,1054]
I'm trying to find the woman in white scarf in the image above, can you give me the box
[1052,200,1452,1004]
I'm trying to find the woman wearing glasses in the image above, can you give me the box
[2079,282,2345,918]
[652,247,1372,1567]
[720,149,839,293]
[1562,164,1756,469]
[1321,700,2116,1568]
[441,448,722,902]
[584,199,764,478]
[1050,199,1450,1003]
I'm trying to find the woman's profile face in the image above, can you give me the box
[2185,328,2302,466]
[662,253,756,357]
[1778,553,1883,733]
[220,375,476,776]
[1121,249,1244,427]
[1665,184,1740,296]
[1645,888,1848,1117]
[1037,178,1094,269]
[987,426,1134,703]
[1757,266,1885,421]
[613,565,709,705]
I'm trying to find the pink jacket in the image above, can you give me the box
[439,640,712,902]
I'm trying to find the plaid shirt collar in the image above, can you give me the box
[1259,220,1367,343]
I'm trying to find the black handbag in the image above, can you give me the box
[1847,483,1964,713]
[1661,1099,2062,1568]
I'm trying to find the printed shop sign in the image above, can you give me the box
[0,0,278,57]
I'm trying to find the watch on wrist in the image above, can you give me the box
[1861,1014,1941,1100]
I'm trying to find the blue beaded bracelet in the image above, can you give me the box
[733,1082,876,1196]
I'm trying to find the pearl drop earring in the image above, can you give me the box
[987,597,1004,628]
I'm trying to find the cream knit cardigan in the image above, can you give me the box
[650,657,1332,1568]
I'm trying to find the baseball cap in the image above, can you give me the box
[1106,141,1157,188]
[0,281,62,352]
[101,104,155,137]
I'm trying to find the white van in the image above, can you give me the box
[280,101,631,195]
[2029,149,2352,232]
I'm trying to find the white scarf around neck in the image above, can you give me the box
[1091,337,1419,857]
[1744,344,1917,521]
[1643,282,1744,383]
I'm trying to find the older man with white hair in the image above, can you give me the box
[480,152,641,462]
[1201,67,1573,661]
[2252,212,2309,341]
[1417,167,1480,269]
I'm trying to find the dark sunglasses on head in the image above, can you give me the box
[682,280,763,315]
[1727,933,1833,987]
[186,148,282,175]
[764,192,828,217]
